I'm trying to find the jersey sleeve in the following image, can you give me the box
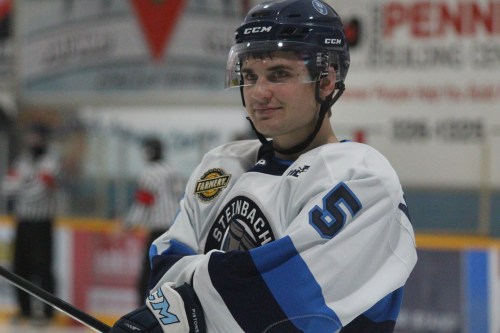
[148,141,262,286]
[147,160,221,289]
[1,168,22,197]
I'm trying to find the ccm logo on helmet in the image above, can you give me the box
[244,26,272,34]
[325,38,342,45]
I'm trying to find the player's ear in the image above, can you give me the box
[319,67,336,98]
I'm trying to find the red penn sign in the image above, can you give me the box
[383,1,500,38]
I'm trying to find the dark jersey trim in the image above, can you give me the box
[208,250,301,333]
[148,240,196,292]
[248,142,293,176]
[398,202,410,221]
[340,315,396,333]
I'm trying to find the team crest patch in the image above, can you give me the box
[194,168,231,202]
[204,196,275,252]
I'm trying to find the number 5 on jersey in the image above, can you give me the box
[309,182,362,239]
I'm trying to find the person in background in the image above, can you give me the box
[1,123,60,326]
[110,1,417,332]
[120,136,183,306]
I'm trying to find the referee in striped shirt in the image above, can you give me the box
[2,123,60,326]
[121,136,183,305]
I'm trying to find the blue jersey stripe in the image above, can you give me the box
[208,250,301,332]
[331,288,402,332]
[363,287,403,322]
[250,236,342,332]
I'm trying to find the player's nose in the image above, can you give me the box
[250,78,273,103]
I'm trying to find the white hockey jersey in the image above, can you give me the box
[149,140,417,333]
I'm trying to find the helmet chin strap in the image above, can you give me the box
[243,82,345,156]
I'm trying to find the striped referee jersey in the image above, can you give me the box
[2,151,60,221]
[124,161,183,231]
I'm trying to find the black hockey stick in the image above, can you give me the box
[0,265,111,333]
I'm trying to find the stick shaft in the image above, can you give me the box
[0,265,110,333]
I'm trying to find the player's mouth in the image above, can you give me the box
[252,106,282,119]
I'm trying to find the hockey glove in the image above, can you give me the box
[110,283,206,333]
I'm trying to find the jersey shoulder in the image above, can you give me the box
[187,140,262,197]
[201,139,261,164]
[316,141,396,174]
[312,142,403,195]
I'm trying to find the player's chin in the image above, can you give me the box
[252,114,283,130]
[252,121,282,138]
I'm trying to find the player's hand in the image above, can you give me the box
[110,283,206,333]
[109,304,162,333]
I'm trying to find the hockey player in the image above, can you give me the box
[110,0,417,332]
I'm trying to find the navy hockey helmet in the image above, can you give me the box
[225,0,350,90]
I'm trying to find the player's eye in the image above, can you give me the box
[242,71,258,84]
[269,69,294,83]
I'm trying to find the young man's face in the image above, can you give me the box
[241,51,321,145]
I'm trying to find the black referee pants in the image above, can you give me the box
[13,218,55,319]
